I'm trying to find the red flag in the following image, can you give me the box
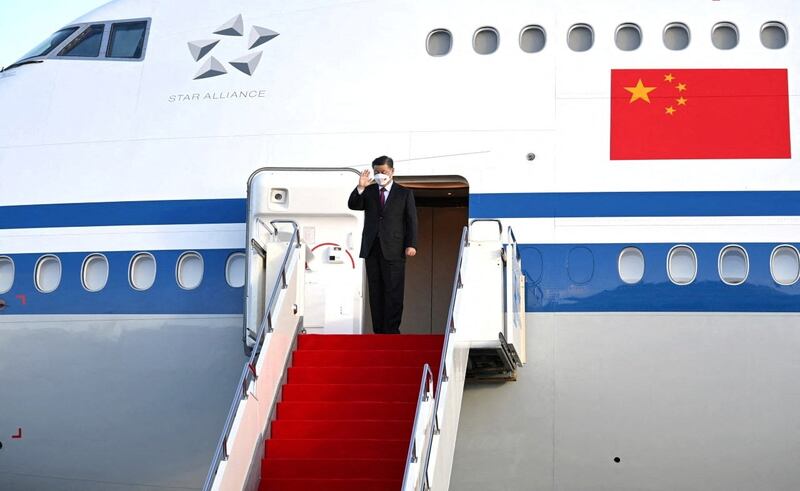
[610,69,791,160]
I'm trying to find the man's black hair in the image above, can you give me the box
[372,155,394,169]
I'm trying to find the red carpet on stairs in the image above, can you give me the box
[259,334,443,491]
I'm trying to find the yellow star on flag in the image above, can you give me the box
[624,79,657,103]
[665,106,676,115]
[664,73,675,82]
[676,96,687,106]
[676,83,687,92]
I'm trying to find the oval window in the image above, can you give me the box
[712,22,738,50]
[0,256,14,294]
[667,245,697,285]
[568,24,593,52]
[177,252,204,290]
[130,253,156,291]
[618,247,645,284]
[718,245,748,285]
[35,255,62,293]
[615,23,642,51]
[226,252,246,288]
[520,25,546,53]
[82,254,109,292]
[567,246,594,284]
[663,23,690,50]
[761,22,787,49]
[426,29,452,57]
[473,27,499,55]
[770,245,800,286]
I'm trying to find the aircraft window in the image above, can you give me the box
[0,256,14,294]
[567,24,593,52]
[615,23,642,51]
[59,24,105,57]
[718,245,748,286]
[107,21,148,59]
[663,23,690,50]
[712,22,738,50]
[770,245,800,286]
[426,29,452,57]
[82,254,109,292]
[667,245,697,285]
[177,252,204,290]
[761,22,788,49]
[35,255,62,294]
[19,26,79,60]
[473,27,499,55]
[520,25,546,53]
[130,252,156,291]
[226,252,246,288]
[618,247,645,284]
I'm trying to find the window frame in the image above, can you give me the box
[426,28,453,57]
[473,26,500,55]
[176,251,204,291]
[35,17,151,63]
[105,19,151,61]
[34,254,62,294]
[519,25,547,53]
[770,244,800,286]
[760,21,788,50]
[663,22,691,51]
[615,23,643,51]
[57,23,107,59]
[567,23,594,52]
[226,252,247,288]
[0,256,14,294]
[717,245,749,286]
[618,247,645,285]
[81,253,110,292]
[129,252,157,291]
[711,21,739,50]
[667,245,698,286]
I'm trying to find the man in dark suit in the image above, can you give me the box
[348,156,418,334]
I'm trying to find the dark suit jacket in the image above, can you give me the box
[348,182,418,261]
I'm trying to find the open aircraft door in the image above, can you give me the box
[244,167,364,346]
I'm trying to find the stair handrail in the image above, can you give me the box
[401,363,434,489]
[409,225,468,489]
[203,220,301,491]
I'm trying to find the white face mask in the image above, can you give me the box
[374,173,391,186]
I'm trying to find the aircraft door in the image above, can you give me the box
[246,167,364,335]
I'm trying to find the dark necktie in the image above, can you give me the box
[380,187,386,208]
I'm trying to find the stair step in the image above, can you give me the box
[281,383,420,403]
[276,401,417,421]
[287,366,429,385]
[261,458,404,480]
[292,349,441,368]
[260,478,401,491]
[271,419,412,440]
[298,334,443,351]
[265,438,409,459]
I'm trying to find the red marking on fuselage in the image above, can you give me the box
[15,294,26,305]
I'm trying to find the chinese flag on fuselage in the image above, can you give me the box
[610,69,791,160]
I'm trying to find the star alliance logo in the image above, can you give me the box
[188,14,279,80]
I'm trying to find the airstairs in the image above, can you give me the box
[203,168,526,491]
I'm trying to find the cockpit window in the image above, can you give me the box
[107,21,148,59]
[19,26,79,60]
[59,24,105,57]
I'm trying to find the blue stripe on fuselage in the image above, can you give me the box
[2,190,800,230]
[521,243,800,312]
[470,191,800,218]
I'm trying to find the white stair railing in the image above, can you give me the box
[203,221,304,491]
[403,226,468,490]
